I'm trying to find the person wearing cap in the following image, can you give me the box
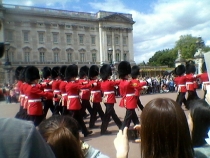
[174,64,187,108]
[25,66,54,126]
[100,64,122,135]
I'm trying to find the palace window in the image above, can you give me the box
[53,33,58,43]
[115,36,119,45]
[67,53,72,62]
[6,31,13,41]
[23,31,29,42]
[123,36,127,45]
[66,34,71,44]
[108,53,112,63]
[107,35,112,45]
[80,53,85,62]
[79,35,84,44]
[54,52,59,62]
[116,52,121,62]
[24,52,30,62]
[9,51,14,62]
[123,53,127,61]
[38,32,44,44]
[40,52,45,62]
[92,53,96,62]
[91,36,95,45]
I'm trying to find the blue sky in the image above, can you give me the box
[3,0,210,64]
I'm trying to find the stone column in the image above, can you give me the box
[99,23,104,64]
[112,30,115,62]
[128,29,134,62]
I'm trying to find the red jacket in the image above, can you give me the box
[59,80,68,106]
[197,72,210,90]
[25,84,53,115]
[78,79,91,100]
[174,76,187,92]
[185,74,196,91]
[131,79,147,96]
[51,79,61,102]
[89,79,102,103]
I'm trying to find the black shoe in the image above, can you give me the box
[89,125,99,129]
[101,130,112,135]
[84,131,93,137]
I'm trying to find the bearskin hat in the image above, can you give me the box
[51,66,60,79]
[25,66,40,83]
[15,66,24,80]
[100,64,112,80]
[65,64,78,81]
[131,65,140,79]
[42,67,51,79]
[118,61,131,79]
[175,64,185,76]
[186,62,196,74]
[202,62,207,73]
[60,65,67,80]
[19,66,30,82]
[0,43,4,58]
[89,65,99,79]
[79,66,89,79]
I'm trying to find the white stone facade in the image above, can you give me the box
[0,4,135,83]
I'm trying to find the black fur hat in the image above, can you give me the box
[60,65,67,80]
[89,65,99,79]
[175,64,185,76]
[15,66,24,80]
[186,62,196,74]
[0,43,4,58]
[51,66,60,79]
[118,61,131,78]
[202,62,207,73]
[79,66,89,79]
[25,66,40,83]
[100,64,112,80]
[131,65,140,79]
[42,67,51,79]
[19,66,30,82]
[65,64,78,81]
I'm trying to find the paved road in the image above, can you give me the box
[0,90,204,158]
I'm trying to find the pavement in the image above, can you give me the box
[0,90,204,158]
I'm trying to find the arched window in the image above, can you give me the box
[23,46,31,62]
[38,47,46,62]
[52,48,60,62]
[66,48,74,62]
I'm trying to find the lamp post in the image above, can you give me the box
[3,42,12,84]
[108,48,116,79]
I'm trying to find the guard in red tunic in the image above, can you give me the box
[51,66,62,115]
[100,64,122,135]
[118,61,141,130]
[174,65,187,107]
[185,61,199,106]
[197,62,209,99]
[65,64,93,137]
[131,65,147,111]
[59,65,68,115]
[88,65,105,129]
[41,67,54,118]
[79,66,92,118]
[25,66,54,126]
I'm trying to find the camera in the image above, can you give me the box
[127,128,140,140]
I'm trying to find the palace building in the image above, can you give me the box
[0,1,135,83]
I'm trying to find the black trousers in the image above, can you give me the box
[101,103,122,133]
[81,99,93,116]
[70,110,89,135]
[28,115,44,127]
[53,101,62,115]
[176,92,187,107]
[43,99,54,117]
[203,90,207,99]
[121,109,139,130]
[89,102,104,127]
[62,106,69,115]
[137,97,144,111]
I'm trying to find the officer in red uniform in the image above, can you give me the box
[174,65,187,107]
[25,66,54,126]
[78,65,92,118]
[51,66,62,115]
[59,65,68,115]
[197,62,209,99]
[185,61,199,105]
[100,64,122,135]
[118,61,141,130]
[88,65,105,129]
[41,67,54,117]
[65,64,93,137]
[131,65,147,111]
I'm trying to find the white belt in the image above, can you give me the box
[20,94,25,97]
[203,81,210,84]
[54,90,61,93]
[91,90,101,94]
[68,95,79,98]
[44,89,52,92]
[178,84,186,87]
[62,93,67,96]
[126,93,135,97]
[81,89,90,91]
[104,91,115,94]
[28,99,41,102]
[186,82,193,84]
[25,96,28,99]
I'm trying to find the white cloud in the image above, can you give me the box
[89,0,210,64]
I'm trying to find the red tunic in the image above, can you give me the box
[131,79,147,96]
[65,81,92,110]
[59,80,68,106]
[78,79,91,100]
[51,79,61,102]
[25,84,54,115]
[100,80,120,103]
[174,76,187,92]
[185,74,196,91]
[197,72,210,90]
[89,79,102,103]
[42,79,53,93]
[118,79,141,109]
